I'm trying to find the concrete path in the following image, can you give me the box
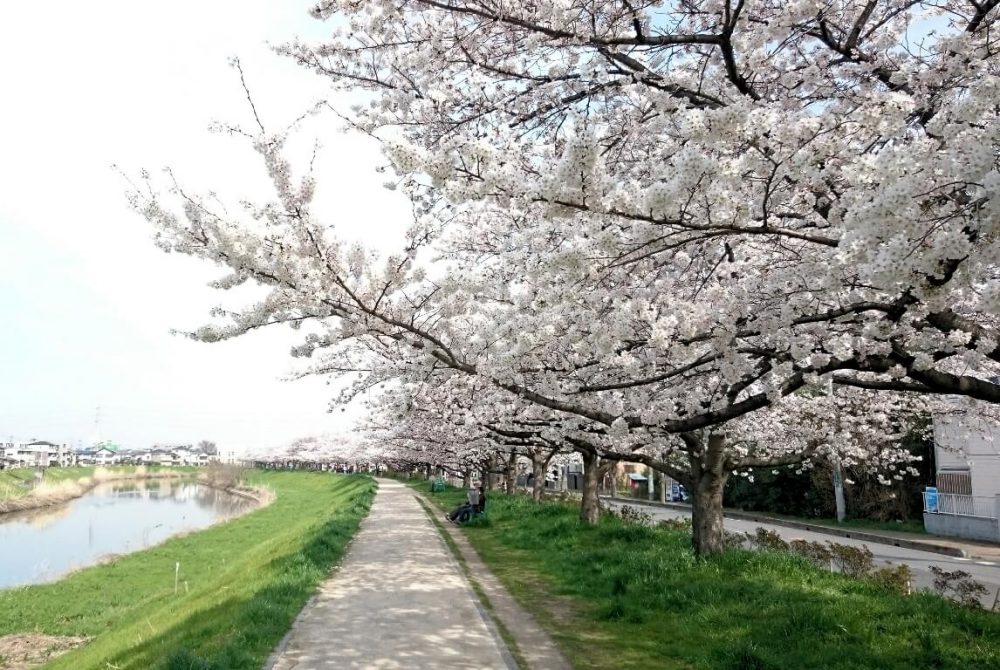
[267,479,514,670]
[415,492,572,670]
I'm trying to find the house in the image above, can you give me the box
[924,415,1000,542]
[2,440,74,468]
[148,444,194,466]
[76,445,120,467]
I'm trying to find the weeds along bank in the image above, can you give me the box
[421,485,1000,670]
[0,464,265,515]
[0,466,196,514]
[0,472,375,670]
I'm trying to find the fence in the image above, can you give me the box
[924,492,998,519]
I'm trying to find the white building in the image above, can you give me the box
[2,440,74,468]
[77,445,120,467]
[925,415,1000,542]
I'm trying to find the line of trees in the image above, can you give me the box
[134,0,1000,555]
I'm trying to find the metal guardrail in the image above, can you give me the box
[924,492,998,519]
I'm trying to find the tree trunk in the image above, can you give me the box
[689,433,730,557]
[531,451,553,503]
[462,467,472,490]
[580,451,601,524]
[659,472,667,504]
[483,456,497,491]
[505,451,518,494]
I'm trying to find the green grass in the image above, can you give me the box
[419,484,1000,670]
[0,471,375,669]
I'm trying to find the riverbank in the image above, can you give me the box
[0,466,196,515]
[0,471,375,670]
[420,484,1000,670]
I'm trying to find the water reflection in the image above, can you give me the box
[0,480,255,589]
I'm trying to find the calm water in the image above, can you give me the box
[0,479,255,589]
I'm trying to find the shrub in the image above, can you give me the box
[747,527,789,552]
[929,566,989,608]
[789,540,832,568]
[828,542,874,577]
[723,530,747,549]
[871,564,913,596]
[201,462,248,489]
[615,505,653,526]
[657,517,692,532]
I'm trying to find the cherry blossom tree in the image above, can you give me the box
[135,0,1000,554]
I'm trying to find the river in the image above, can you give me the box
[0,479,255,589]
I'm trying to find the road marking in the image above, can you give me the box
[975,561,997,566]
[954,557,970,561]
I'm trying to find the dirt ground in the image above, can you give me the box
[0,633,88,670]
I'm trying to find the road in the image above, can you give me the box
[604,499,1000,609]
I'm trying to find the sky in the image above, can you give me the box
[0,1,411,454]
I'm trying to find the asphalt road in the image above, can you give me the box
[604,499,1000,609]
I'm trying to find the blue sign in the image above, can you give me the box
[671,482,681,501]
[925,486,939,513]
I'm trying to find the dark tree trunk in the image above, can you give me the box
[531,450,554,503]
[689,433,730,557]
[483,455,498,491]
[462,467,472,490]
[505,451,518,494]
[580,450,601,524]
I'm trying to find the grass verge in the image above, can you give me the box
[0,471,375,670]
[418,483,1000,670]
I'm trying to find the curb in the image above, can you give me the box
[602,496,969,558]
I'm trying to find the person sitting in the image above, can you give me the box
[447,486,480,523]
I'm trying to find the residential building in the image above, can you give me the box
[924,415,1000,542]
[2,440,74,468]
[76,445,120,467]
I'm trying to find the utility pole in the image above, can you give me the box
[648,465,655,501]
[94,405,103,446]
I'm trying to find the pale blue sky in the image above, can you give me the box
[0,1,410,453]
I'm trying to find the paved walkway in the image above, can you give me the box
[267,479,513,669]
[416,492,572,670]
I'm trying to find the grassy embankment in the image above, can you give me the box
[0,471,375,670]
[0,468,100,501]
[421,484,999,670]
[0,466,202,515]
